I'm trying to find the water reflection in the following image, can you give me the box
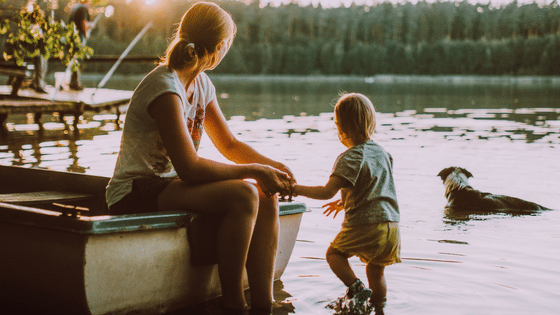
[208,77,560,121]
[272,280,296,314]
[1,77,558,315]
[97,74,560,121]
[0,113,113,173]
[165,280,295,315]
[1,106,559,175]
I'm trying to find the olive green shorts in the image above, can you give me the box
[330,221,401,266]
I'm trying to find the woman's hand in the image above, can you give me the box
[274,162,296,183]
[254,164,291,198]
[274,162,297,200]
[322,199,343,219]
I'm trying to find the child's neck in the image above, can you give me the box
[344,138,370,148]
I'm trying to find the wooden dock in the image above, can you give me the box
[0,85,132,134]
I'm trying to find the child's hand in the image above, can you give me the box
[322,199,343,219]
[279,178,296,201]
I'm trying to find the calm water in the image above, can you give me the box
[1,75,559,314]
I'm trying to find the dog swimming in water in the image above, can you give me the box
[437,166,551,215]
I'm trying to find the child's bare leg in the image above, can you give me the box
[326,246,357,286]
[366,263,387,304]
[158,179,259,310]
[245,191,279,310]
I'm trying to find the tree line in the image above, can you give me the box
[2,0,560,76]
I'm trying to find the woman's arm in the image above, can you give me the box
[293,175,348,200]
[204,98,295,179]
[149,93,289,194]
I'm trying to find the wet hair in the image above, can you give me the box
[159,2,236,72]
[334,93,376,144]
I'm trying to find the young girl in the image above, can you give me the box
[106,3,293,315]
[291,93,400,315]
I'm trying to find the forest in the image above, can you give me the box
[1,0,560,76]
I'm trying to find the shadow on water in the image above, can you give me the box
[166,280,295,315]
[443,207,549,223]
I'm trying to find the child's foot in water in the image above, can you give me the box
[367,297,387,315]
[345,279,372,313]
[325,279,373,314]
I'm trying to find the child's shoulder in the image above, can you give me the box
[355,140,387,154]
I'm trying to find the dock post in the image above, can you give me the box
[0,113,7,135]
[33,112,44,131]
[73,113,80,131]
[115,106,121,130]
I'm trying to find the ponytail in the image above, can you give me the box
[159,2,235,72]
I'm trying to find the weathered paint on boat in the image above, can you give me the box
[0,165,306,315]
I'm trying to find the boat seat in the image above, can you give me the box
[0,190,96,206]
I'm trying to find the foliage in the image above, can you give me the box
[2,0,558,76]
[2,3,93,71]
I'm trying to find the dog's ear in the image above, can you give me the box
[437,167,455,181]
[458,167,473,178]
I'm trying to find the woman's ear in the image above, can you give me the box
[214,41,223,54]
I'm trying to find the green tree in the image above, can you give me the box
[2,2,92,71]
[539,35,560,75]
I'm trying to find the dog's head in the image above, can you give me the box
[438,167,473,199]
[437,166,473,182]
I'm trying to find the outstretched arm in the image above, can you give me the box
[149,93,290,195]
[205,98,295,181]
[293,175,348,200]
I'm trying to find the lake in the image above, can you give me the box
[1,75,559,314]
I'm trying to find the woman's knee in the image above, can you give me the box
[225,180,260,216]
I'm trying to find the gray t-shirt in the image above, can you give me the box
[106,66,216,207]
[331,140,400,227]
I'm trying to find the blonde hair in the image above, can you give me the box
[159,2,236,72]
[334,93,376,144]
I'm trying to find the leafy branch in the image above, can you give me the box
[1,3,93,72]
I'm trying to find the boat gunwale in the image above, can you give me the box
[0,200,307,235]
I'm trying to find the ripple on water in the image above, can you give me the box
[0,109,559,314]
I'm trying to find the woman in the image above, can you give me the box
[105,3,293,314]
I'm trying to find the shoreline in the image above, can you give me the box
[81,73,560,87]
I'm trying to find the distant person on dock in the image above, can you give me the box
[290,93,401,315]
[68,0,92,90]
[106,2,294,315]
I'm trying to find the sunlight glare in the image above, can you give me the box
[263,0,554,8]
[145,0,158,5]
[105,5,115,18]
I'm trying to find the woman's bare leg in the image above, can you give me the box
[245,191,279,310]
[157,179,259,310]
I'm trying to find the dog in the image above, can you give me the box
[437,166,551,215]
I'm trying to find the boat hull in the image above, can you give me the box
[0,166,306,315]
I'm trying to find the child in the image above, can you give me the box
[291,93,401,315]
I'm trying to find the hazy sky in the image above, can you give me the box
[260,0,551,8]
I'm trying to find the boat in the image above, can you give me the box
[0,165,306,315]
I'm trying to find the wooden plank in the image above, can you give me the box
[0,100,76,114]
[0,68,33,77]
[87,55,159,63]
[0,190,96,206]
[0,86,132,107]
